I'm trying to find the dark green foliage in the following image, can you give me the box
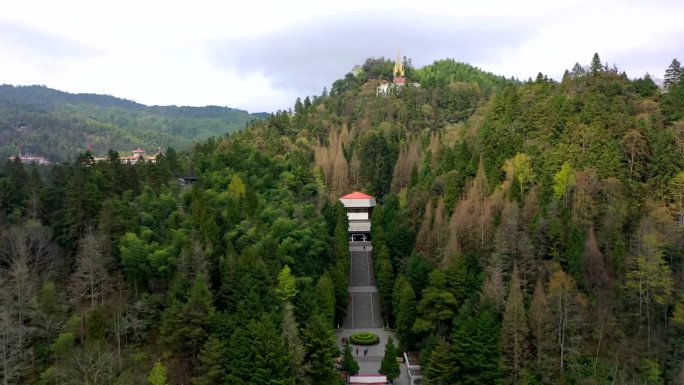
[630,75,658,98]
[316,272,336,326]
[340,340,359,376]
[301,315,340,384]
[372,240,395,324]
[590,53,603,75]
[379,336,400,382]
[160,274,216,360]
[224,317,297,385]
[406,251,433,299]
[424,339,457,385]
[393,275,417,349]
[330,265,349,327]
[357,130,397,197]
[0,158,29,223]
[449,302,503,385]
[360,57,394,81]
[85,307,109,342]
[193,336,228,385]
[661,60,684,120]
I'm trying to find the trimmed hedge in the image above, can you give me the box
[350,332,380,345]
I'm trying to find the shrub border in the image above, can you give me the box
[350,332,380,345]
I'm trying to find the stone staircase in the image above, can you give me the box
[343,245,383,329]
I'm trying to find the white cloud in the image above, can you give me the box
[0,0,682,111]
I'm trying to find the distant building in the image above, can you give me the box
[340,191,376,241]
[403,351,424,385]
[8,154,50,165]
[93,148,160,164]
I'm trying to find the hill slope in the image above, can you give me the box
[242,55,684,384]
[0,85,266,161]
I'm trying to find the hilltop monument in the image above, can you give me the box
[392,46,406,85]
[377,46,418,95]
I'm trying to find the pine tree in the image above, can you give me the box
[664,58,682,89]
[502,267,530,384]
[316,273,336,326]
[376,254,395,324]
[451,302,503,385]
[424,339,456,385]
[193,336,227,385]
[393,275,417,349]
[571,62,585,77]
[250,318,296,385]
[340,339,359,376]
[302,315,339,384]
[160,274,215,361]
[661,59,684,120]
[379,336,400,382]
[590,53,603,75]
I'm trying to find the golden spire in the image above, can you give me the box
[393,44,404,78]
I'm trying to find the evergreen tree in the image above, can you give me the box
[160,274,216,361]
[393,275,417,349]
[0,157,28,220]
[316,273,336,326]
[119,232,152,296]
[406,251,433,299]
[661,73,684,121]
[451,301,503,385]
[376,252,395,325]
[424,339,456,385]
[664,58,682,89]
[571,62,585,77]
[340,339,359,376]
[193,335,228,385]
[379,336,400,383]
[302,314,339,384]
[590,53,603,75]
[250,318,296,385]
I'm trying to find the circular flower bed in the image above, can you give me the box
[350,332,380,345]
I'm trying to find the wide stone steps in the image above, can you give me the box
[343,291,383,329]
[349,249,376,287]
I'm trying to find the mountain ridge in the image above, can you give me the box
[0,84,267,162]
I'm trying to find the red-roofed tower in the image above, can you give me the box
[340,191,376,241]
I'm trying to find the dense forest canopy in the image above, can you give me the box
[0,85,267,162]
[0,54,683,385]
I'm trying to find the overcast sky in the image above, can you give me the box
[1,0,683,112]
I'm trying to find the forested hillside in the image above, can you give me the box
[0,55,683,385]
[0,85,266,162]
